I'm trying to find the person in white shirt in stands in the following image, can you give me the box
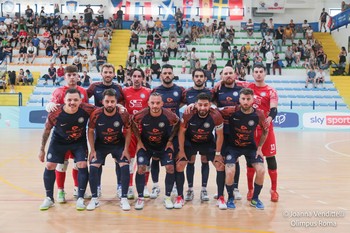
[301,20,309,39]
[168,24,177,39]
[204,18,211,36]
[147,17,155,34]
[160,38,168,55]
[140,16,148,34]
[88,50,97,72]
[264,31,274,44]
[26,42,37,64]
[265,49,274,75]
[4,15,12,33]
[0,21,8,37]
[315,67,326,88]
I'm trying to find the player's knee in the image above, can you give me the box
[119,162,128,167]
[56,160,68,172]
[165,165,174,174]
[76,161,87,169]
[266,156,277,170]
[215,163,225,171]
[255,165,265,177]
[225,164,235,177]
[200,155,208,163]
[176,161,187,172]
[46,162,57,170]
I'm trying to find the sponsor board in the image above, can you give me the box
[303,112,350,129]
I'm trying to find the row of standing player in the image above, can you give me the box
[39,63,279,211]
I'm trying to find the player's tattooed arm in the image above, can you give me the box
[40,129,51,152]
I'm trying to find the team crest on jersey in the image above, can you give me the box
[248,120,255,126]
[140,93,146,98]
[233,91,238,96]
[158,122,165,128]
[173,91,179,97]
[226,155,232,161]
[114,121,120,127]
[78,117,84,123]
[138,157,144,163]
[204,122,210,128]
[260,92,266,97]
[47,153,52,160]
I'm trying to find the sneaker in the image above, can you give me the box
[200,190,209,201]
[86,197,99,211]
[135,197,144,210]
[216,196,227,210]
[57,190,66,203]
[233,188,242,200]
[247,189,254,201]
[73,186,78,197]
[174,196,184,209]
[150,186,160,199]
[270,190,279,202]
[143,186,150,198]
[116,185,122,199]
[39,197,54,211]
[250,199,264,210]
[127,187,135,200]
[213,194,218,200]
[97,186,102,198]
[171,184,178,196]
[76,197,86,211]
[164,196,174,209]
[226,197,236,209]
[120,197,131,211]
[184,189,194,201]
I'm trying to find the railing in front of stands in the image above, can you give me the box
[0,92,23,106]
[285,100,342,110]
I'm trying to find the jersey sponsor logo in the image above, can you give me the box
[158,122,165,128]
[167,97,173,103]
[204,122,210,128]
[218,92,224,95]
[96,90,102,93]
[226,96,233,101]
[248,120,255,126]
[98,123,105,126]
[114,121,120,127]
[173,91,179,97]
[233,118,239,121]
[129,100,143,108]
[166,160,172,163]
[233,91,239,96]
[60,123,67,126]
[107,128,114,133]
[152,128,160,133]
[143,123,150,126]
[190,122,196,126]
[187,95,195,99]
[78,117,84,123]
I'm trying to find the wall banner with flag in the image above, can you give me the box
[65,1,79,14]
[256,0,286,14]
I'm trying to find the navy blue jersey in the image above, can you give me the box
[220,107,267,150]
[89,107,131,146]
[183,87,214,105]
[87,82,124,107]
[152,84,185,116]
[45,103,96,144]
[133,107,178,150]
[181,108,223,144]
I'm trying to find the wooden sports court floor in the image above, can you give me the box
[0,129,349,233]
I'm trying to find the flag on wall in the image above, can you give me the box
[229,0,243,20]
[212,0,229,19]
[183,0,196,18]
[199,0,212,18]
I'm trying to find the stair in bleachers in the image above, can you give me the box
[109,30,130,68]
[330,76,350,108]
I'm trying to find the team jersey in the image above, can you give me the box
[89,107,131,146]
[220,106,268,150]
[123,86,151,115]
[183,87,214,105]
[45,103,95,144]
[50,86,89,104]
[133,107,178,150]
[181,108,223,144]
[86,82,124,107]
[152,84,185,116]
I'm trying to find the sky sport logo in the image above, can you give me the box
[303,112,350,129]
[326,116,350,125]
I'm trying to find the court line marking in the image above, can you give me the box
[317,200,327,205]
[324,140,350,158]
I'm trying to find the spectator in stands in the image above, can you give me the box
[265,49,274,75]
[283,25,294,45]
[117,65,125,84]
[0,21,7,37]
[81,54,89,72]
[84,5,94,26]
[18,43,27,64]
[203,60,217,88]
[238,45,248,60]
[253,52,264,66]
[319,8,329,32]
[0,74,6,92]
[268,18,275,37]
[23,69,34,85]
[80,71,91,87]
[161,52,169,65]
[145,45,154,66]
[176,18,183,36]
[9,28,19,48]
[168,24,177,39]
[339,46,347,69]
[274,26,284,53]
[137,47,145,65]
[245,18,254,37]
[8,71,16,93]
[159,38,168,55]
[3,42,13,63]
[154,30,162,50]
[26,42,37,64]
[96,52,107,72]
[72,52,82,72]
[260,19,268,38]
[316,46,327,67]
[167,37,178,58]
[127,51,137,68]
[4,15,12,33]
[204,18,211,36]
[231,45,239,61]
[55,64,65,86]
[17,17,27,31]
[50,43,60,64]
[58,43,68,64]
[183,23,191,41]
[221,38,231,59]
[189,47,198,74]
[264,30,274,44]
[17,68,25,84]
[181,57,188,74]
[129,31,139,50]
[305,26,314,43]
[273,53,282,75]
[44,63,57,85]
[241,54,251,75]
[116,7,123,29]
[285,46,294,67]
[316,67,326,88]
[88,50,97,72]
[175,8,184,22]
[97,5,105,26]
[208,51,216,65]
[31,34,40,56]
[341,1,350,11]
[259,39,268,58]
[99,35,110,54]
[131,17,141,33]
[305,65,316,88]
[147,17,155,34]
[302,20,310,39]
[226,25,235,44]
[155,17,164,34]
[150,59,161,79]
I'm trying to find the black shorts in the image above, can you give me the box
[90,144,129,165]
[224,146,263,166]
[137,147,174,166]
[184,140,215,161]
[47,141,88,164]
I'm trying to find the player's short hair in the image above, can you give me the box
[239,88,254,97]
[101,63,115,73]
[130,68,145,78]
[253,64,266,71]
[102,88,117,98]
[192,68,206,78]
[196,92,211,102]
[65,65,78,73]
[161,64,173,71]
[65,88,81,97]
[150,92,162,98]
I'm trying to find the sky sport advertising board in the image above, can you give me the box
[303,112,350,129]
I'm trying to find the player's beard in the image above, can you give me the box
[224,77,234,85]
[105,106,116,113]
[151,107,161,114]
[241,105,252,113]
[198,110,209,117]
[163,77,173,85]
[194,81,204,88]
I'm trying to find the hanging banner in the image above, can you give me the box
[66,1,79,14]
[3,0,15,13]
[256,0,286,13]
